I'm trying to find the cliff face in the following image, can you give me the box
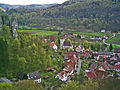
[0,15,2,31]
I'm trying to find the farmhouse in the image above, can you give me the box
[101,30,106,33]
[63,41,73,49]
[27,71,41,83]
[76,45,85,53]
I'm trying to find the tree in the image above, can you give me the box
[0,82,12,89]
[99,78,120,90]
[10,80,44,90]
[18,57,26,70]
[55,37,60,49]
[109,44,113,52]
[2,25,11,39]
[91,43,94,51]
[0,38,9,72]
[83,40,89,49]
[61,81,78,90]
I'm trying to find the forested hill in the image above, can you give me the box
[8,0,120,32]
[0,3,58,11]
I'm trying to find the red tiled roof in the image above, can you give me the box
[85,49,89,51]
[86,70,97,79]
[49,35,56,42]
[113,65,120,69]
[117,53,120,56]
[65,61,75,67]
[63,65,74,72]
[103,56,106,59]
[50,42,55,47]
[90,64,97,70]
[95,70,108,78]
[64,51,77,60]
[59,71,67,78]
[86,69,108,79]
[82,53,89,57]
[71,57,79,63]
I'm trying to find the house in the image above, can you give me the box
[76,45,85,53]
[63,41,73,49]
[50,42,58,51]
[65,60,75,67]
[85,61,112,79]
[103,35,108,39]
[42,39,47,43]
[101,30,106,33]
[97,51,112,55]
[0,77,12,84]
[90,64,97,70]
[117,53,120,60]
[85,70,97,79]
[53,44,58,51]
[55,71,68,82]
[56,51,80,82]
[46,67,56,72]
[27,71,41,83]
[81,53,90,59]
[81,35,85,38]
[63,65,74,75]
[118,31,120,34]
[91,37,102,41]
[49,35,56,42]
[63,34,67,37]
[86,69,108,79]
[113,48,120,53]
[64,51,78,60]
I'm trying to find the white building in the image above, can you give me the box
[101,30,106,33]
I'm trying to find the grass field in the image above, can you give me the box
[18,26,112,38]
[18,30,58,36]
[18,25,39,30]
[106,34,120,45]
[74,32,112,37]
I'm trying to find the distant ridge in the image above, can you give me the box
[0,3,58,10]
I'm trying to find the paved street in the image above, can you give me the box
[76,59,81,75]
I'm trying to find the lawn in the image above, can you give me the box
[18,30,58,36]
[18,25,39,30]
[106,34,120,45]
[74,32,112,37]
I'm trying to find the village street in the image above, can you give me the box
[103,33,120,47]
[76,59,82,75]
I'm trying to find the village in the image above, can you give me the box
[0,15,120,88]
[1,28,120,87]
[45,32,120,83]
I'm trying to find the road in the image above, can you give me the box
[103,33,120,47]
[76,59,82,75]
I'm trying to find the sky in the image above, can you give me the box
[0,0,68,5]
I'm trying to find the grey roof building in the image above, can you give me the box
[27,71,41,83]
[0,77,12,84]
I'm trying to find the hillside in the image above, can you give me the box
[7,0,120,32]
[0,3,58,11]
